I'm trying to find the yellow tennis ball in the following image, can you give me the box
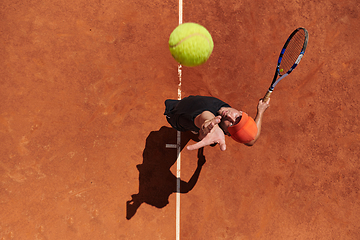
[169,23,214,67]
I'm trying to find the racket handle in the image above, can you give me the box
[263,91,272,102]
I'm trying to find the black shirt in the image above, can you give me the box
[164,95,231,132]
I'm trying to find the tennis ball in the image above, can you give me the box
[169,23,214,67]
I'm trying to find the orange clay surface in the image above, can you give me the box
[1,0,360,239]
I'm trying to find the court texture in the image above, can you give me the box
[1,0,360,239]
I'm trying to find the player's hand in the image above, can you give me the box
[187,123,226,151]
[198,115,221,140]
[258,98,270,114]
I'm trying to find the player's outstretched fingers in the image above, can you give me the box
[187,141,206,151]
[187,138,226,151]
[218,139,226,151]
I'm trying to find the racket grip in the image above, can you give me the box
[263,91,272,102]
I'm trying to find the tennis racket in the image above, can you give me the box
[263,27,309,102]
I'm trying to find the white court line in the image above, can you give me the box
[176,1,182,240]
[176,66,182,239]
[166,144,178,148]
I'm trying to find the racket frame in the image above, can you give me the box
[263,27,308,102]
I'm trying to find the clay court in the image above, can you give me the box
[1,0,360,239]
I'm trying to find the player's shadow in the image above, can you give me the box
[126,126,205,220]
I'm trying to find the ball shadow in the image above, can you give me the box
[126,126,205,220]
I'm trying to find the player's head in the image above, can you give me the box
[227,112,258,143]
[218,107,243,135]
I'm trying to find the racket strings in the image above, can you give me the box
[280,30,306,73]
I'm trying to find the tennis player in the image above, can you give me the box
[164,95,270,151]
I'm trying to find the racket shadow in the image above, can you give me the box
[126,126,205,220]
